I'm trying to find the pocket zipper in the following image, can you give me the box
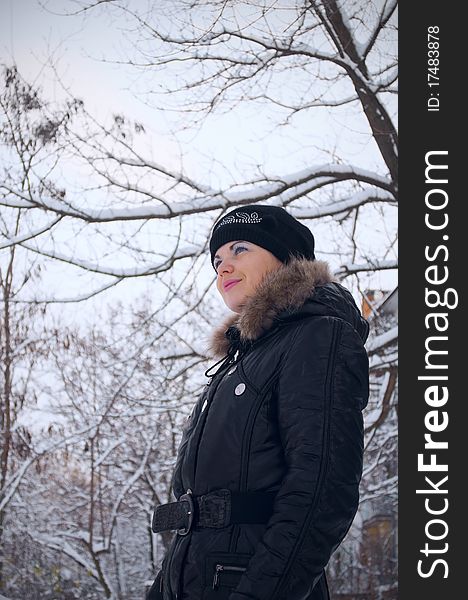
[212,564,247,589]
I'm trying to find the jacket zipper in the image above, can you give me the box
[190,363,232,485]
[168,369,232,598]
[212,564,247,589]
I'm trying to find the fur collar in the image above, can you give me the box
[209,258,335,358]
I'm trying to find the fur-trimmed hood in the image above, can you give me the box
[209,258,369,358]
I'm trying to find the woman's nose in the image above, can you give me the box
[218,258,234,274]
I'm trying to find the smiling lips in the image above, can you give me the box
[223,279,241,291]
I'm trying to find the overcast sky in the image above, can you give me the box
[1,0,397,310]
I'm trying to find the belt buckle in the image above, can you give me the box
[177,489,194,536]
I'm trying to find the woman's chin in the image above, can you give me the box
[223,291,252,314]
[226,302,242,314]
[224,297,244,314]
[220,290,240,312]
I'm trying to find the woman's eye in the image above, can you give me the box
[215,245,247,271]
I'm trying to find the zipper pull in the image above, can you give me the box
[212,564,224,589]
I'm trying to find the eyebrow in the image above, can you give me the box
[214,241,248,260]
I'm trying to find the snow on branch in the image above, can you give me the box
[105,434,156,549]
[366,325,398,354]
[0,216,63,249]
[16,277,126,304]
[361,0,398,61]
[18,241,200,278]
[4,163,394,225]
[0,424,102,513]
[0,194,35,209]
[334,259,397,279]
[29,532,99,580]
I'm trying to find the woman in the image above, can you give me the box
[147,205,369,600]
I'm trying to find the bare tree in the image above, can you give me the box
[1,296,207,599]
[2,0,397,300]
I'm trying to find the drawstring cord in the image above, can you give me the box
[204,348,236,379]
[204,326,249,379]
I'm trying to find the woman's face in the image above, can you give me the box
[214,240,282,313]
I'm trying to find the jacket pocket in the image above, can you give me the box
[212,564,247,590]
[202,553,251,599]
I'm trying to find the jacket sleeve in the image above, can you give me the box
[229,316,369,600]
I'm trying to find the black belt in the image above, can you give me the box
[152,489,276,536]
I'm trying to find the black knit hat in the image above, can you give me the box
[209,205,315,268]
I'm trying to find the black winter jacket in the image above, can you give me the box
[148,258,369,600]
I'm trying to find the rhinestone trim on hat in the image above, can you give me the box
[217,211,262,228]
